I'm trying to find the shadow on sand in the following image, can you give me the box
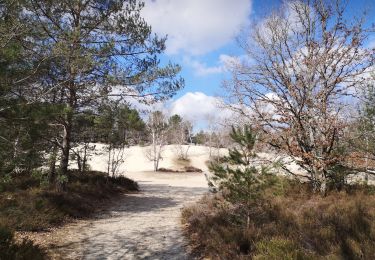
[48,184,207,260]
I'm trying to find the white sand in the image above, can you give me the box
[85,144,226,173]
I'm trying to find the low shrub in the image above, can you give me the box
[182,177,375,259]
[183,166,202,173]
[158,167,179,173]
[0,170,138,231]
[157,167,203,173]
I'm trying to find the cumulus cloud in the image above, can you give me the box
[168,92,232,124]
[141,0,252,55]
[126,91,245,130]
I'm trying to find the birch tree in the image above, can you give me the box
[168,114,193,160]
[146,111,168,172]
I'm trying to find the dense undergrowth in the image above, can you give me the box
[0,170,138,259]
[0,170,138,231]
[182,176,375,259]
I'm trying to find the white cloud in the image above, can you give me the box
[168,92,232,124]
[184,54,244,76]
[183,57,223,76]
[368,38,375,49]
[141,0,252,55]
[126,91,245,130]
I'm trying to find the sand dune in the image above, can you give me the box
[82,144,227,174]
[74,143,374,185]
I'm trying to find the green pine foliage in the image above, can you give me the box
[358,81,375,159]
[208,125,269,207]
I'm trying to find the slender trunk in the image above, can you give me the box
[60,120,72,176]
[12,136,21,174]
[107,143,112,176]
[184,145,191,159]
[156,143,162,171]
[59,106,73,191]
[76,153,82,173]
[82,144,87,173]
[49,144,58,186]
[152,130,157,171]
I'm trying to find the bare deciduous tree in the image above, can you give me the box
[225,0,374,193]
[71,143,96,173]
[168,114,193,160]
[106,143,126,177]
[146,111,168,172]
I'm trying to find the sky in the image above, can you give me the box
[139,0,375,128]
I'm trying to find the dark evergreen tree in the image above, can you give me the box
[0,0,54,177]
[20,0,184,188]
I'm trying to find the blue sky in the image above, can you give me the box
[140,0,375,125]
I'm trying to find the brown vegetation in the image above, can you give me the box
[182,177,375,259]
[157,166,203,173]
[0,170,138,231]
[184,166,203,173]
[0,226,45,260]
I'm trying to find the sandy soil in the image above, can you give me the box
[28,145,211,259]
[28,171,208,259]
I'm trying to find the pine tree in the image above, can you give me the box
[19,0,184,188]
[0,0,53,177]
[357,77,375,182]
[208,125,267,226]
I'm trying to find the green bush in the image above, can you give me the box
[254,238,312,260]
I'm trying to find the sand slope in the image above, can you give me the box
[85,144,226,173]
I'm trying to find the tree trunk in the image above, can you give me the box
[107,143,112,176]
[82,144,87,173]
[12,136,21,174]
[152,130,157,172]
[320,177,327,195]
[76,153,82,173]
[312,165,327,195]
[49,144,58,186]
[155,143,162,172]
[319,167,328,195]
[59,107,73,190]
[60,124,71,175]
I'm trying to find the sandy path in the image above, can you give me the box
[39,171,208,259]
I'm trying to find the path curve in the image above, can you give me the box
[39,172,208,259]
